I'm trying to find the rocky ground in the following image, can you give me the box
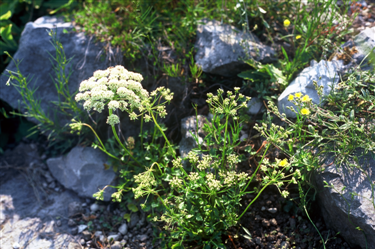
[0,136,359,249]
[0,1,374,249]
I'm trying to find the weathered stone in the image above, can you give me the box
[339,26,375,71]
[278,27,375,119]
[195,19,277,77]
[47,146,116,201]
[247,97,265,115]
[118,223,128,235]
[313,149,375,249]
[0,16,122,127]
[178,115,208,159]
[0,217,77,249]
[277,60,343,118]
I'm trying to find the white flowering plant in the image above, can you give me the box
[72,65,177,202]
[131,88,296,248]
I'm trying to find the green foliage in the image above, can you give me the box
[237,0,355,94]
[3,30,91,155]
[259,68,375,248]
[238,59,287,100]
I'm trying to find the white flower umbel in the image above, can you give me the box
[75,65,147,118]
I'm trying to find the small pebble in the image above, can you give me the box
[261,206,266,211]
[111,241,123,249]
[56,220,62,227]
[68,219,76,227]
[82,203,87,208]
[12,242,20,249]
[80,239,85,245]
[48,181,56,189]
[90,203,100,212]
[78,224,88,233]
[94,231,103,237]
[54,187,60,192]
[270,218,277,226]
[71,227,78,235]
[82,230,91,240]
[254,237,262,245]
[267,207,277,214]
[108,234,121,242]
[118,223,128,235]
[99,235,105,242]
[139,234,148,242]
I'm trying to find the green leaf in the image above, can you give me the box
[196,214,203,221]
[349,109,355,121]
[0,10,11,20]
[127,203,139,212]
[0,24,16,44]
[123,213,131,222]
[48,0,74,14]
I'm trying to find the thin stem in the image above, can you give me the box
[109,109,141,165]
[150,111,176,159]
[238,180,274,220]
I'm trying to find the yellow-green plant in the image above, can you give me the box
[72,68,303,247]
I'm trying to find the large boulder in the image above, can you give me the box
[314,150,375,249]
[278,26,375,118]
[0,15,122,126]
[277,60,343,118]
[194,19,277,77]
[46,146,116,201]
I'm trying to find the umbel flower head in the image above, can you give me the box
[75,66,151,125]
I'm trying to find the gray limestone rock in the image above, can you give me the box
[0,16,122,127]
[277,60,343,118]
[47,146,116,201]
[178,115,208,159]
[278,27,375,119]
[313,150,375,249]
[339,26,375,71]
[195,19,277,77]
[247,97,265,115]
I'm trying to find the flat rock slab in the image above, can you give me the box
[314,150,375,249]
[195,19,276,77]
[47,146,116,201]
[0,172,82,249]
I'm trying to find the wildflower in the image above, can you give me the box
[234,3,241,10]
[206,173,221,191]
[294,92,302,98]
[108,100,120,111]
[172,158,182,168]
[281,190,289,198]
[107,114,120,126]
[197,154,212,171]
[129,112,138,120]
[279,158,289,167]
[170,176,183,189]
[288,95,294,101]
[300,108,310,115]
[188,172,200,181]
[296,35,302,39]
[144,114,151,122]
[301,95,311,102]
[284,19,291,27]
[187,151,199,164]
